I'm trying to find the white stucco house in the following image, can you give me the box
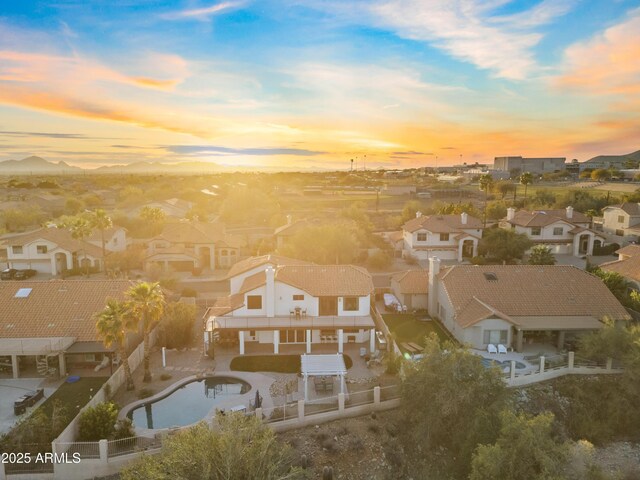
[87,226,128,253]
[144,221,245,273]
[601,203,640,243]
[402,212,483,262]
[499,206,605,257]
[0,226,106,275]
[427,258,630,352]
[204,256,377,355]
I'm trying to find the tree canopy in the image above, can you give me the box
[281,224,361,264]
[478,228,533,264]
[121,416,304,480]
[527,245,556,265]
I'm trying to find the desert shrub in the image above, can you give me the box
[160,373,172,381]
[78,402,119,441]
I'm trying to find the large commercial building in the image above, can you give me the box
[494,156,566,174]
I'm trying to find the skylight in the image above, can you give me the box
[15,288,32,298]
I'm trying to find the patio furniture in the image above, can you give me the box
[302,308,307,318]
[487,344,498,354]
[498,344,507,354]
[407,342,423,352]
[289,309,295,319]
[401,342,419,354]
[14,389,44,415]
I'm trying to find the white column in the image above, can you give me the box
[239,331,245,355]
[11,355,19,379]
[338,392,345,411]
[51,257,57,276]
[337,329,344,353]
[457,242,463,262]
[98,439,108,465]
[304,374,308,402]
[373,386,381,405]
[510,360,516,381]
[298,399,305,421]
[369,329,375,353]
[273,330,279,354]
[539,356,545,374]
[306,330,311,354]
[587,235,595,255]
[473,240,478,258]
[573,237,580,257]
[568,351,575,369]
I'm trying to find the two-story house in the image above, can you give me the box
[0,226,106,275]
[204,258,376,356]
[601,203,640,243]
[500,206,605,257]
[600,245,640,291]
[427,258,630,352]
[144,221,245,273]
[402,212,483,262]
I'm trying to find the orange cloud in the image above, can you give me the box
[556,9,640,96]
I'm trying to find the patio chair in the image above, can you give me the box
[487,344,498,354]
[498,344,507,354]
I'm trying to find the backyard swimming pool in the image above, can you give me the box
[480,358,527,370]
[128,376,251,429]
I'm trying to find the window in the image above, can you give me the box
[37,245,48,254]
[553,227,563,236]
[249,330,256,337]
[343,297,359,311]
[530,227,541,236]
[618,215,625,223]
[293,294,304,301]
[439,233,449,241]
[615,229,624,236]
[12,245,23,254]
[247,295,262,309]
[483,330,508,345]
[417,232,427,241]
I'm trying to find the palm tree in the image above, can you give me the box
[95,299,136,390]
[519,172,533,207]
[127,282,165,382]
[61,215,93,275]
[479,174,494,227]
[90,209,113,273]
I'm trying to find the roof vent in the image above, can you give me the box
[15,288,32,298]
[483,272,498,281]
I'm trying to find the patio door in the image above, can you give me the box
[279,329,306,343]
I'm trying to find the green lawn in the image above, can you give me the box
[230,354,353,373]
[383,314,454,351]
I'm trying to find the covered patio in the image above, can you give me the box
[301,353,347,402]
[512,316,603,353]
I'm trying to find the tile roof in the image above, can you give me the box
[151,222,244,248]
[392,269,429,294]
[226,254,313,279]
[506,209,590,227]
[206,293,245,317]
[599,256,640,283]
[0,227,104,257]
[387,231,404,243]
[403,213,483,233]
[439,265,630,328]
[0,280,134,342]
[274,219,310,236]
[616,244,640,258]
[605,203,640,216]
[87,226,124,242]
[276,265,374,296]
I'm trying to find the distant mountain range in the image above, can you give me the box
[0,156,83,173]
[584,149,640,165]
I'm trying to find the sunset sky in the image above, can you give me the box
[0,0,639,170]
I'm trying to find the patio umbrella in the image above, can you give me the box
[254,389,262,409]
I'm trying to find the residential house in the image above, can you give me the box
[226,254,314,293]
[500,206,605,257]
[127,198,193,219]
[144,221,245,273]
[273,217,310,250]
[427,258,630,352]
[601,203,640,243]
[87,226,128,253]
[402,212,483,262]
[204,258,376,355]
[0,280,137,378]
[599,245,640,291]
[390,269,428,310]
[0,226,105,275]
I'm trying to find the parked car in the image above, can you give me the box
[0,268,17,280]
[14,269,37,280]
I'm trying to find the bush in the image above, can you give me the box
[78,402,119,441]
[113,419,135,440]
[367,250,393,270]
[160,373,172,381]
[181,288,198,298]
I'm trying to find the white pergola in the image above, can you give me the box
[300,353,347,402]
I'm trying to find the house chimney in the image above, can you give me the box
[566,206,573,219]
[461,212,468,225]
[286,214,292,225]
[265,266,275,318]
[427,257,440,317]
[416,211,422,218]
[507,207,515,221]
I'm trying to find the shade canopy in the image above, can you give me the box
[300,353,347,377]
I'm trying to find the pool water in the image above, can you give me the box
[129,376,251,429]
[480,358,527,370]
